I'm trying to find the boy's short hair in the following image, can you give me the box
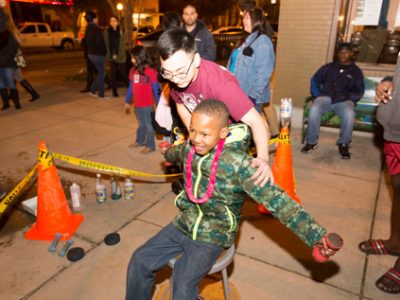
[193,100,229,127]
[158,28,196,60]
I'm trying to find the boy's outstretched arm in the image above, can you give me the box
[239,159,342,260]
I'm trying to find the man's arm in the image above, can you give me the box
[310,65,327,98]
[176,103,191,130]
[349,71,365,102]
[202,31,216,61]
[240,107,273,186]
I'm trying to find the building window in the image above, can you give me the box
[337,0,400,64]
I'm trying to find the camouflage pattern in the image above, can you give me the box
[165,123,327,249]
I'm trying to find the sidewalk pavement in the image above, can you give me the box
[0,75,397,300]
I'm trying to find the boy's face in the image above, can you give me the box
[160,50,199,88]
[189,112,229,155]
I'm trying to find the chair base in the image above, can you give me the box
[154,277,242,300]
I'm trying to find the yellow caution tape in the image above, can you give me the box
[269,137,278,145]
[0,164,38,216]
[278,132,290,145]
[52,152,182,178]
[38,146,53,170]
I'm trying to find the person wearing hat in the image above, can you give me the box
[301,42,365,159]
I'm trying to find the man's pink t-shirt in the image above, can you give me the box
[169,59,254,122]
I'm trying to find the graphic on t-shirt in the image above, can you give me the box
[180,93,201,112]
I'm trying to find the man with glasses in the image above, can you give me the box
[158,28,272,186]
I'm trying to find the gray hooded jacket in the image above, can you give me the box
[376,55,400,143]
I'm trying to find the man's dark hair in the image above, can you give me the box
[85,11,97,23]
[158,28,196,60]
[239,0,257,11]
[193,99,229,127]
[161,11,182,30]
[182,3,197,14]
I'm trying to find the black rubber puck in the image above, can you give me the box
[66,247,85,262]
[104,233,120,246]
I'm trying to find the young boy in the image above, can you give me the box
[126,100,341,300]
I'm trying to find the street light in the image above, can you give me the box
[116,3,124,20]
[116,2,124,31]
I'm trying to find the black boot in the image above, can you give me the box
[112,88,119,97]
[9,89,21,109]
[0,89,10,110]
[20,79,40,102]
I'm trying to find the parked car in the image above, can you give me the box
[18,22,75,50]
[135,29,164,63]
[133,26,155,38]
[212,26,242,35]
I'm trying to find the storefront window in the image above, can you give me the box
[336,0,400,64]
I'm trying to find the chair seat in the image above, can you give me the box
[168,244,235,274]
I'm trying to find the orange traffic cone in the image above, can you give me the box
[258,127,301,214]
[25,142,84,241]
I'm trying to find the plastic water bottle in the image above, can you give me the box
[280,98,292,128]
[124,177,135,200]
[70,183,82,211]
[95,174,107,203]
[111,175,122,200]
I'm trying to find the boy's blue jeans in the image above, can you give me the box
[126,223,223,300]
[135,106,155,150]
[305,96,355,145]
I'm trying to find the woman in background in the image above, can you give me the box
[104,15,128,97]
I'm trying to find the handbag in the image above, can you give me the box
[14,49,26,68]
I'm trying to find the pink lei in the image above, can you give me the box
[185,139,225,204]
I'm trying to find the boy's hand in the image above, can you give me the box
[250,157,274,187]
[375,81,393,104]
[313,233,343,262]
[159,141,171,155]
[125,103,131,114]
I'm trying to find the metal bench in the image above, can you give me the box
[301,77,382,144]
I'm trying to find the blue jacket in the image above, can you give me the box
[310,61,365,104]
[228,32,275,105]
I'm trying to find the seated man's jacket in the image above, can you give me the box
[310,61,365,104]
[165,124,326,249]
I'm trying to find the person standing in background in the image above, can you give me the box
[0,6,21,110]
[227,6,275,136]
[182,4,216,61]
[358,57,400,295]
[104,15,129,97]
[84,11,108,99]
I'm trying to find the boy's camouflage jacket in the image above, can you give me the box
[165,124,327,248]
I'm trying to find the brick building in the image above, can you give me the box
[274,0,398,108]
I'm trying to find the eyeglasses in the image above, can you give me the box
[161,55,195,81]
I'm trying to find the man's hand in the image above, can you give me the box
[250,157,274,187]
[375,81,393,104]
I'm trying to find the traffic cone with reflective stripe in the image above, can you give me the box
[25,141,84,241]
[258,127,301,214]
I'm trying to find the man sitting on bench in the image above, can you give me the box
[301,43,365,159]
